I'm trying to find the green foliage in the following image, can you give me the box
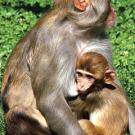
[0,7,38,88]
[0,0,134,134]
[109,0,135,106]
[0,103,5,135]
[0,0,53,7]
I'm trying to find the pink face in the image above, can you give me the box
[76,69,95,93]
[74,0,90,11]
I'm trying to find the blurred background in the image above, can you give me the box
[0,0,134,134]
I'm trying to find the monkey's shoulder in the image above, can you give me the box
[102,82,125,95]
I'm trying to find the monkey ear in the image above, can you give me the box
[104,69,115,84]
[106,8,116,27]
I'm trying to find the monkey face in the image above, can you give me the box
[76,69,95,93]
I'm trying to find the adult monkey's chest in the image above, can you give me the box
[76,39,96,57]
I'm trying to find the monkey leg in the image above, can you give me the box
[5,105,51,135]
[79,98,128,135]
[79,119,103,135]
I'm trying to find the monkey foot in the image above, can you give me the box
[74,0,90,11]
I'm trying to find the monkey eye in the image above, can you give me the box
[86,75,94,80]
[76,72,83,77]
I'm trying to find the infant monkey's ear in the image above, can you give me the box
[74,0,90,11]
[104,69,115,84]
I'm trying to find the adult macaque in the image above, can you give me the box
[69,52,128,135]
[1,0,135,135]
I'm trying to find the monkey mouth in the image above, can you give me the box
[78,88,93,96]
[77,82,94,94]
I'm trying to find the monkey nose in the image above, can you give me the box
[77,83,87,92]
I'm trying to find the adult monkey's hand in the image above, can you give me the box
[74,0,90,11]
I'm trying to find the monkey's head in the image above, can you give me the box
[69,0,116,31]
[76,52,115,94]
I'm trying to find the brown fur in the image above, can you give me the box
[1,0,132,135]
[76,52,108,80]
[69,52,128,135]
